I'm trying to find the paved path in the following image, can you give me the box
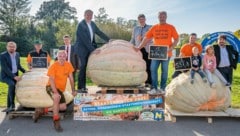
[0,108,240,136]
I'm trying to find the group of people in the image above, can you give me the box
[0,9,239,132]
[132,12,238,94]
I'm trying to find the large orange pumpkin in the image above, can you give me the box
[87,40,147,86]
[165,72,231,112]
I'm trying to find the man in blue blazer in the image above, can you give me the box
[0,41,26,113]
[74,9,110,93]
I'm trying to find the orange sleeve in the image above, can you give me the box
[171,25,179,40]
[68,62,74,73]
[27,54,32,64]
[47,54,51,63]
[145,25,155,39]
[47,64,55,78]
[198,44,203,54]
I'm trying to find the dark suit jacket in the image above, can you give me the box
[59,45,80,70]
[0,51,25,80]
[213,44,239,69]
[74,20,110,57]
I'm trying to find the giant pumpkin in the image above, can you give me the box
[87,40,147,86]
[16,68,74,108]
[165,72,231,113]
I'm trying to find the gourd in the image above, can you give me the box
[16,68,73,108]
[165,72,231,112]
[87,40,147,86]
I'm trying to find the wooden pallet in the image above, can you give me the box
[99,86,141,94]
[165,107,240,123]
[7,110,65,120]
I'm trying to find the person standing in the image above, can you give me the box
[0,41,26,113]
[59,35,79,89]
[172,33,202,78]
[33,51,77,132]
[130,14,152,87]
[74,9,110,93]
[134,11,179,94]
[213,34,239,85]
[27,40,51,69]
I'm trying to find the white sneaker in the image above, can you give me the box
[157,88,165,94]
[148,89,157,94]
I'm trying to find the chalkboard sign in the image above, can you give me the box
[32,57,48,68]
[149,45,168,60]
[174,57,192,71]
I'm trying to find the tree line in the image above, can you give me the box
[0,0,208,57]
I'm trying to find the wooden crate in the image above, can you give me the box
[7,110,65,120]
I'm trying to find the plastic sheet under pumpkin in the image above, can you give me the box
[87,40,147,86]
[16,68,74,108]
[165,72,231,113]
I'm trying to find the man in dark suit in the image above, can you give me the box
[59,35,79,89]
[0,41,26,113]
[74,9,110,93]
[213,34,239,85]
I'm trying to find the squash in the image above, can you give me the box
[165,72,231,112]
[87,40,147,86]
[16,68,73,108]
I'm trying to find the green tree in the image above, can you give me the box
[0,0,31,36]
[55,19,78,46]
[94,7,109,24]
[36,0,77,21]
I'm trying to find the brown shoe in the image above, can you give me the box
[33,108,44,123]
[53,120,63,132]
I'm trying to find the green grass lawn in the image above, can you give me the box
[0,58,239,108]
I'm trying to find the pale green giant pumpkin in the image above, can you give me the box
[87,40,147,86]
[165,72,231,113]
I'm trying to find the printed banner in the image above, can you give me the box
[74,93,164,121]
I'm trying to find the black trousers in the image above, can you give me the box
[141,48,151,84]
[217,66,233,84]
[77,54,89,90]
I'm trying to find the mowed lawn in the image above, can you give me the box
[0,57,239,108]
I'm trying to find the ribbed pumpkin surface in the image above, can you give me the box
[165,72,231,113]
[87,40,147,86]
[16,68,73,108]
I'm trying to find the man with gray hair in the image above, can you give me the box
[0,41,26,113]
[74,9,110,93]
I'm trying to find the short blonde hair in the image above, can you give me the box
[192,46,199,53]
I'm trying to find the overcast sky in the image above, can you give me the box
[30,0,240,37]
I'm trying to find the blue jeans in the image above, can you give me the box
[150,58,170,90]
[190,69,205,79]
[2,77,16,109]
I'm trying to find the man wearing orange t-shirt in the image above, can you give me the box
[134,11,179,94]
[172,33,203,78]
[33,51,77,132]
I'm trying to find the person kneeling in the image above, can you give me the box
[33,51,77,132]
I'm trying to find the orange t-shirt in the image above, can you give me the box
[145,23,179,57]
[180,43,203,57]
[47,61,74,92]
